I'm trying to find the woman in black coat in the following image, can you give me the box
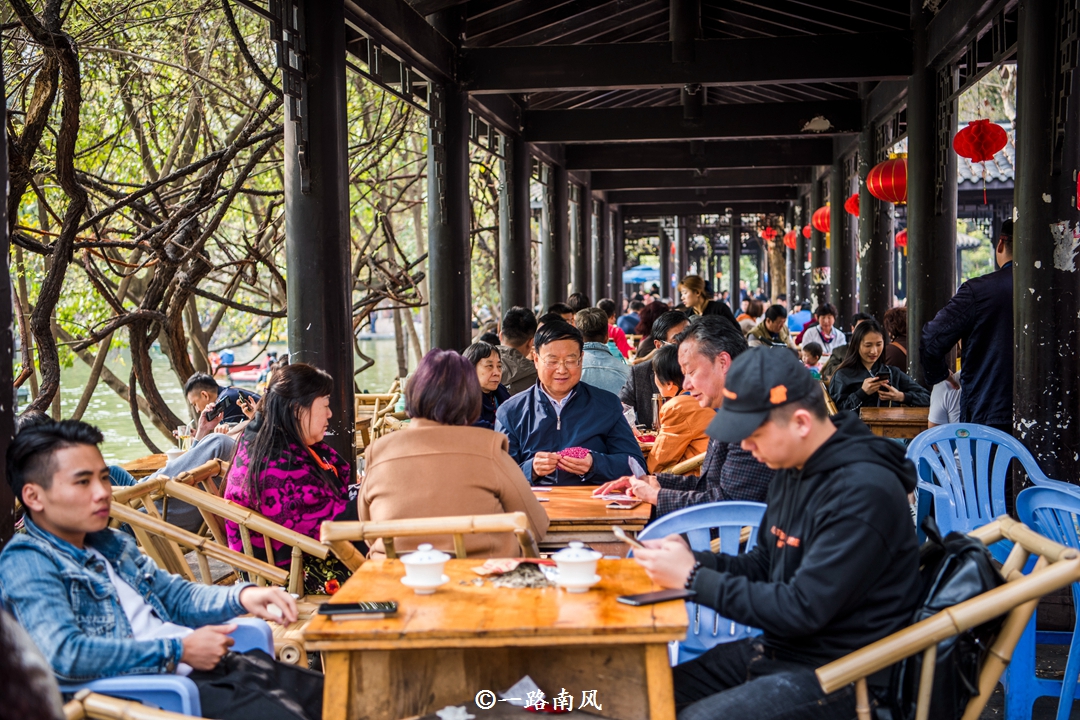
[830,319,930,410]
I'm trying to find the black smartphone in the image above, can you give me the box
[617,589,696,606]
[318,601,397,617]
[875,371,891,382]
[204,394,234,421]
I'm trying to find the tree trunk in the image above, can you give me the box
[404,308,424,367]
[392,308,408,378]
[768,238,787,303]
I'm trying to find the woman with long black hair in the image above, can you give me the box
[223,363,354,595]
[829,319,930,411]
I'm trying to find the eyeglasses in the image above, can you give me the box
[539,356,582,370]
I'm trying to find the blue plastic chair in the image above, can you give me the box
[637,501,767,664]
[55,617,275,716]
[906,423,1056,562]
[1008,485,1080,720]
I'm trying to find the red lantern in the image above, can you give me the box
[761,226,778,241]
[783,230,797,250]
[953,119,1007,163]
[867,155,908,204]
[812,205,830,234]
[895,229,908,249]
[802,224,811,239]
[844,193,859,216]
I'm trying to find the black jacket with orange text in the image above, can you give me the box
[690,411,921,667]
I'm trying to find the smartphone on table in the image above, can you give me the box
[617,588,696,606]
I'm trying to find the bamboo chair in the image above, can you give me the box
[815,515,1080,720]
[821,381,839,415]
[64,690,198,720]
[661,451,707,476]
[160,479,348,665]
[320,512,540,572]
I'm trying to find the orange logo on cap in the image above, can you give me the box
[722,388,738,400]
[770,385,788,404]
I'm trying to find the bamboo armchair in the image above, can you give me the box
[658,451,707,476]
[110,459,229,531]
[816,516,1080,720]
[64,690,197,720]
[320,512,540,572]
[821,381,839,416]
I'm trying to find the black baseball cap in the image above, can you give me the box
[707,346,817,443]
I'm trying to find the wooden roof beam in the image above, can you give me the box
[524,100,861,143]
[620,201,790,216]
[566,138,833,170]
[607,186,799,204]
[462,32,911,93]
[591,168,813,190]
[343,0,455,82]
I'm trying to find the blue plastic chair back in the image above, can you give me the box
[906,424,1053,560]
[55,617,275,716]
[1011,484,1080,720]
[638,501,767,663]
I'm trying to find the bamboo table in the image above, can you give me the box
[120,453,168,479]
[858,406,930,440]
[540,486,652,556]
[306,558,686,720]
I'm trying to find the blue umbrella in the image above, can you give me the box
[623,265,660,284]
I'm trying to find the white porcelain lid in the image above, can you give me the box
[553,541,602,562]
[401,543,450,565]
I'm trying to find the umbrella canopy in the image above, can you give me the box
[623,265,660,284]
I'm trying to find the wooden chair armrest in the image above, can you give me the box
[65,690,198,719]
[667,452,707,476]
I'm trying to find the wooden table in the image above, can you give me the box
[540,486,652,556]
[305,558,686,720]
[120,453,167,479]
[859,406,930,439]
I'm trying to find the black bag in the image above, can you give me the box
[876,516,1006,720]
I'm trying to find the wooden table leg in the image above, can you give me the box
[323,651,351,720]
[644,643,675,720]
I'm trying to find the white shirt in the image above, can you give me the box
[87,548,194,675]
[929,379,962,425]
[800,325,847,354]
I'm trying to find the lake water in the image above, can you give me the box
[53,337,403,463]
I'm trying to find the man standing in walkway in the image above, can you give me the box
[921,220,1013,431]
[595,316,773,514]
[634,348,920,718]
[498,306,538,396]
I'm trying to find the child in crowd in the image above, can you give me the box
[646,345,714,474]
[802,341,823,379]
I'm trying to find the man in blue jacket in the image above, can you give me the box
[920,220,1013,430]
[496,321,646,485]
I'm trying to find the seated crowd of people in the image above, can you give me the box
[1,246,1015,719]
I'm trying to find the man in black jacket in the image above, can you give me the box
[634,347,921,719]
[920,220,1013,430]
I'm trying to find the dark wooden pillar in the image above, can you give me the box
[831,155,857,327]
[553,164,570,300]
[795,197,809,302]
[730,213,742,313]
[284,0,354,464]
[612,207,625,310]
[659,227,672,301]
[500,134,531,311]
[571,177,590,296]
[592,199,607,302]
[0,51,15,547]
[859,118,893,321]
[809,178,829,307]
[1014,0,1080,481]
[675,216,689,296]
[906,0,956,381]
[785,203,796,302]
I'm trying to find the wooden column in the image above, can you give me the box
[830,154,856,327]
[592,199,607,302]
[795,196,810,302]
[785,203,797,303]
[0,51,15,547]
[675,216,689,297]
[612,207,625,310]
[284,0,354,464]
[658,227,672,301]
[809,178,829,307]
[729,213,742,313]
[905,0,956,382]
[499,134,531,311]
[1013,0,1080,481]
[553,164,570,300]
[859,116,893,321]
[571,177,590,296]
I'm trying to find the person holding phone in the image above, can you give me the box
[183,373,261,439]
[829,319,930,411]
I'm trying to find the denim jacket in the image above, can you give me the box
[0,516,250,682]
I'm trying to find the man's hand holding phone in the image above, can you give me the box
[194,402,224,441]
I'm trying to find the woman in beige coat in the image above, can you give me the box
[360,349,549,558]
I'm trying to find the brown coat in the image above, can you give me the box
[360,419,550,558]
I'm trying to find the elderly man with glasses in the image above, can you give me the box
[496,321,646,486]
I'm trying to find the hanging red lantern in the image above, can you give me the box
[783,230,797,250]
[954,119,1008,204]
[867,155,908,204]
[953,119,1008,163]
[812,205,831,234]
[844,193,860,216]
[761,226,778,241]
[895,228,908,249]
[802,224,811,239]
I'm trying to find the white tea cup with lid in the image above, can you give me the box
[400,543,451,594]
[552,542,602,593]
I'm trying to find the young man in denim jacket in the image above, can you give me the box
[0,420,322,720]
